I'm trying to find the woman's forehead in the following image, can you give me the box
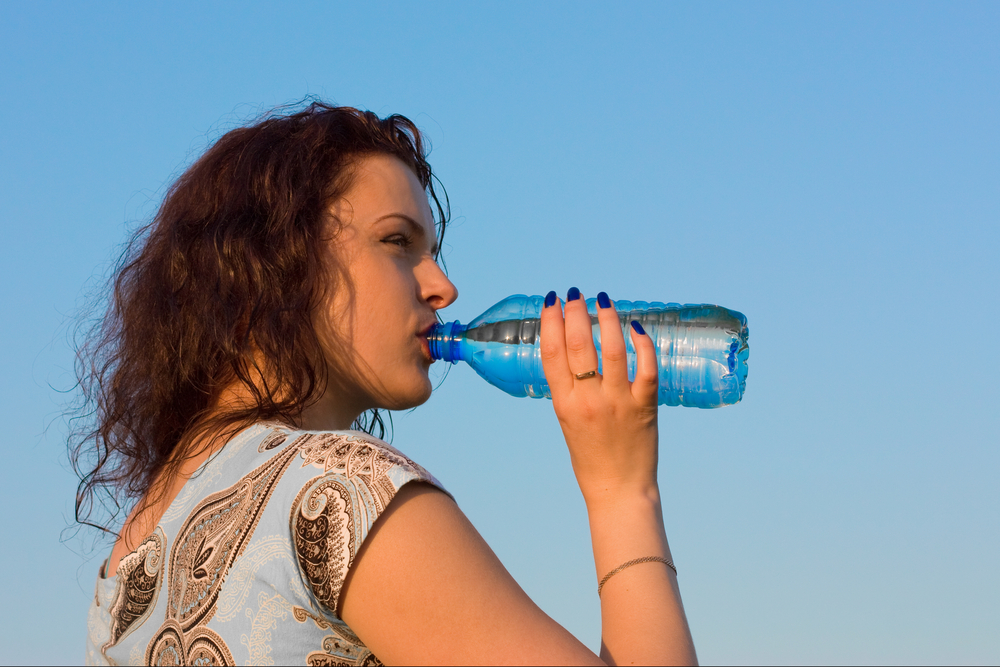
[341,155,434,229]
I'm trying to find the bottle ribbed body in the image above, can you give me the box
[428,294,749,408]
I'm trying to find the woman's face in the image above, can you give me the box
[312,154,458,423]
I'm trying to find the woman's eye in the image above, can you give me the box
[383,234,412,248]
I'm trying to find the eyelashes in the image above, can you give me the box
[382,233,413,249]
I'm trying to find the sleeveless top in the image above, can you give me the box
[84,423,448,666]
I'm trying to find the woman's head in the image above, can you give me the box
[309,153,457,424]
[71,101,455,531]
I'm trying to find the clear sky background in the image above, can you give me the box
[1,2,997,664]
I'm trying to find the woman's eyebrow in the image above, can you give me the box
[375,213,439,255]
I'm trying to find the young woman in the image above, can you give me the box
[74,102,697,665]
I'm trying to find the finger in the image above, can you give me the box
[629,320,659,406]
[563,287,600,380]
[539,290,574,396]
[596,292,629,389]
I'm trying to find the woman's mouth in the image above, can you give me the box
[418,323,436,363]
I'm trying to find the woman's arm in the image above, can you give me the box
[339,291,696,665]
[340,482,603,665]
[539,290,697,665]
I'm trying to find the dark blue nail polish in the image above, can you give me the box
[544,290,557,308]
[597,291,611,309]
[631,320,646,335]
[567,287,581,302]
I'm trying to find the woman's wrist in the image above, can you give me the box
[579,477,662,514]
[584,482,671,571]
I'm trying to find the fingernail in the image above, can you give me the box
[597,291,611,309]
[631,320,646,335]
[544,290,557,308]
[567,286,581,302]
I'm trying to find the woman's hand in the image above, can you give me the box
[539,288,661,504]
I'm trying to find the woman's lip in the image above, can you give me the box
[417,322,437,363]
[418,321,437,337]
[418,323,435,360]
[418,334,434,362]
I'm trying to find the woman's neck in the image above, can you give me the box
[213,373,368,432]
[298,388,366,431]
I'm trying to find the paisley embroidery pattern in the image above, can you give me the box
[214,535,294,623]
[160,425,262,525]
[145,440,300,664]
[297,432,432,515]
[169,442,299,628]
[128,640,143,666]
[239,590,293,665]
[306,648,384,666]
[145,620,234,666]
[293,606,383,666]
[83,426,442,666]
[257,430,288,453]
[290,433,435,662]
[292,475,356,614]
[102,528,165,655]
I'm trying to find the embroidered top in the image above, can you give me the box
[84,423,447,666]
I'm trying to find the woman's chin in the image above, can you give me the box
[380,376,433,411]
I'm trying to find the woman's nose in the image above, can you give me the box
[420,259,458,310]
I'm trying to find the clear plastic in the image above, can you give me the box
[428,294,749,408]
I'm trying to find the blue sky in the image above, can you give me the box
[1,2,997,664]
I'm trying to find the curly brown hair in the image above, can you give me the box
[69,101,449,535]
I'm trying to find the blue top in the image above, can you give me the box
[84,422,447,666]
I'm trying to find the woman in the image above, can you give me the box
[74,102,697,665]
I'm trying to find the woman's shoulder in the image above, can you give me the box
[160,421,450,600]
[244,423,450,622]
[242,422,447,497]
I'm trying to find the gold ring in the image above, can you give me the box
[574,370,598,380]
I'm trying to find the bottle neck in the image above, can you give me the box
[427,321,468,363]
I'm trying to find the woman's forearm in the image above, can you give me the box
[586,486,698,666]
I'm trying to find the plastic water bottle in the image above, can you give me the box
[428,294,749,408]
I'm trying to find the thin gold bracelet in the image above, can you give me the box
[597,556,677,597]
